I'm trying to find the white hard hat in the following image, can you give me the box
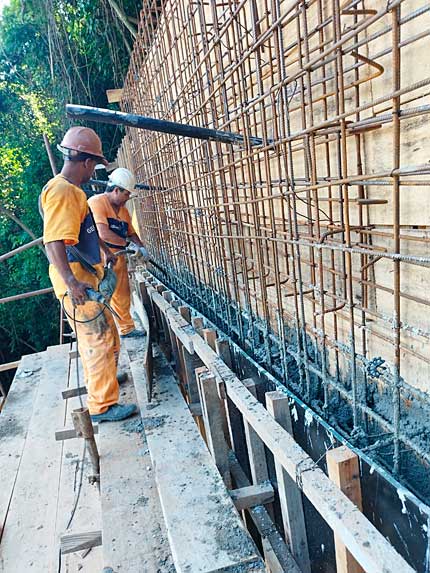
[108,167,136,193]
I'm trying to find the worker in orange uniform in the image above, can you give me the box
[40,127,137,423]
[88,167,149,338]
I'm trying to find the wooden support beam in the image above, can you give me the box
[60,530,102,555]
[203,328,217,350]
[62,385,87,399]
[106,88,123,103]
[182,347,203,403]
[266,391,311,573]
[191,316,204,335]
[188,402,202,416]
[71,407,100,479]
[215,338,249,473]
[229,483,274,512]
[327,446,364,573]
[189,333,415,573]
[197,371,232,489]
[229,454,301,573]
[0,360,20,373]
[162,291,181,371]
[179,305,191,323]
[242,379,270,485]
[55,424,99,441]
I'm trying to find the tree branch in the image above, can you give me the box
[0,206,47,258]
[106,0,137,39]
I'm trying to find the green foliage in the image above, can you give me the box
[0,0,138,382]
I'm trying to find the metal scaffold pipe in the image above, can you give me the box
[0,237,44,263]
[66,104,267,147]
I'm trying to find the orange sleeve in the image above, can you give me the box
[42,182,84,245]
[88,195,109,227]
[123,207,136,236]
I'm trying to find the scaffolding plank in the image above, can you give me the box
[0,345,68,571]
[55,351,103,573]
[0,353,43,541]
[129,347,266,573]
[100,344,174,573]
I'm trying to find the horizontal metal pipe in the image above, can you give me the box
[0,287,54,304]
[66,104,266,146]
[0,237,44,263]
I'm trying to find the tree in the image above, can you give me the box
[0,0,139,386]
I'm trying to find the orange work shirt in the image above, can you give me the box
[40,175,104,298]
[88,193,136,248]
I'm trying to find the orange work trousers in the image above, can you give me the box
[110,253,135,335]
[63,297,120,415]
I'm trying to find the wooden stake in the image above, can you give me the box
[266,391,311,573]
[71,407,100,479]
[327,446,364,573]
[197,371,232,488]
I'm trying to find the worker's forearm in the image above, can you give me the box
[97,224,126,246]
[45,241,76,286]
[99,237,111,256]
[129,233,143,247]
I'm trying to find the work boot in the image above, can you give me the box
[120,329,145,339]
[90,403,137,423]
[117,372,128,384]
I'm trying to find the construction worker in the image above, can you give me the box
[88,167,149,338]
[40,127,137,423]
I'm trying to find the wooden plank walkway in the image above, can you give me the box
[0,352,43,543]
[99,345,174,573]
[126,337,266,573]
[0,344,104,572]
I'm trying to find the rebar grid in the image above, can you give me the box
[119,0,430,496]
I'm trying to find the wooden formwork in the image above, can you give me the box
[115,0,430,499]
[131,266,417,573]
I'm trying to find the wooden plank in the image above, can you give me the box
[230,483,274,512]
[130,349,266,573]
[0,360,20,373]
[327,446,364,573]
[229,454,301,573]
[197,371,232,488]
[55,350,103,573]
[62,385,88,399]
[55,424,99,441]
[215,338,249,473]
[203,328,217,350]
[182,345,203,403]
[0,345,68,570]
[266,391,311,573]
[189,334,415,573]
[106,88,123,103]
[0,353,43,541]
[60,530,102,554]
[99,345,174,573]
[242,379,270,485]
[178,305,191,323]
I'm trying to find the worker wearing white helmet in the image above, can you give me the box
[88,167,149,338]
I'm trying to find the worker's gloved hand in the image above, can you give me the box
[129,242,150,262]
